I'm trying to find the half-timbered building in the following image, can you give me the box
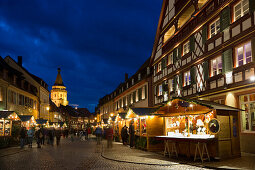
[151,0,255,153]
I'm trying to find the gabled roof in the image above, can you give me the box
[0,111,16,119]
[54,68,64,86]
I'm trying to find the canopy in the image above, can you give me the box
[130,107,159,116]
[19,115,33,122]
[36,119,48,124]
[118,112,127,119]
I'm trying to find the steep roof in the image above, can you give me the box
[54,68,64,86]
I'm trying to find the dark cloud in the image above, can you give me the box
[0,0,162,112]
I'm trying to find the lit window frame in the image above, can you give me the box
[233,0,249,22]
[235,41,252,68]
[157,62,162,72]
[210,56,222,77]
[183,41,190,56]
[209,18,220,38]
[183,71,191,86]
[167,52,173,65]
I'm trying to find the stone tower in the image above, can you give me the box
[51,68,68,107]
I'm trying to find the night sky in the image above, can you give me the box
[0,0,162,112]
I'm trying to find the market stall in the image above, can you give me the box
[155,98,241,161]
[115,112,128,141]
[0,111,20,136]
[19,115,36,129]
[126,107,164,151]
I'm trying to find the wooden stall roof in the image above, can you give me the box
[0,111,20,120]
[36,119,48,125]
[19,115,33,122]
[155,98,242,117]
[130,107,160,116]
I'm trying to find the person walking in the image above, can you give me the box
[55,130,61,146]
[35,128,42,148]
[19,127,26,149]
[41,127,45,145]
[95,125,102,145]
[27,127,34,148]
[129,122,135,148]
[107,126,113,148]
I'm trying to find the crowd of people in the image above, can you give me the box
[19,126,68,148]
[18,123,135,149]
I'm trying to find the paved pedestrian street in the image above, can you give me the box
[0,137,209,170]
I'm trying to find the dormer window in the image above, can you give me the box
[126,83,129,88]
[147,67,150,75]
[167,52,173,65]
[132,79,134,85]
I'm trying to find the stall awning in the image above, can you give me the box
[36,119,48,124]
[19,115,33,122]
[0,111,20,120]
[130,107,160,116]
[156,98,242,116]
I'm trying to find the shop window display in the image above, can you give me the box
[240,94,255,131]
[165,112,215,137]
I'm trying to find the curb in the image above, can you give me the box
[100,144,235,170]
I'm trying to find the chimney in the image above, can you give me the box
[125,73,128,82]
[18,56,22,66]
[58,68,61,73]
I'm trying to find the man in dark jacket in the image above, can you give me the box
[129,122,135,148]
[19,127,26,149]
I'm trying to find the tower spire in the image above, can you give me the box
[54,68,64,86]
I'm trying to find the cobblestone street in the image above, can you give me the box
[0,137,207,170]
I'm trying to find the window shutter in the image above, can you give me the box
[133,91,136,102]
[220,6,230,32]
[252,38,255,62]
[145,85,147,99]
[178,46,182,59]
[190,66,196,84]
[179,74,183,89]
[173,49,177,63]
[161,57,166,70]
[250,0,255,13]
[202,25,207,44]
[190,35,195,52]
[203,61,209,81]
[222,49,233,74]
[173,76,177,92]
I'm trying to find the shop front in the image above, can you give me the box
[126,108,164,151]
[19,115,36,129]
[155,98,241,161]
[0,111,20,136]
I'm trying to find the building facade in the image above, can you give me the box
[51,68,68,107]
[151,0,255,153]
[98,59,152,124]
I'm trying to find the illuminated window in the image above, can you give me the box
[240,94,255,131]
[209,18,220,38]
[236,41,252,67]
[210,56,222,76]
[157,62,162,72]
[178,5,195,28]
[164,26,175,43]
[167,52,173,65]
[234,0,249,21]
[158,84,163,96]
[184,71,191,86]
[183,41,190,55]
